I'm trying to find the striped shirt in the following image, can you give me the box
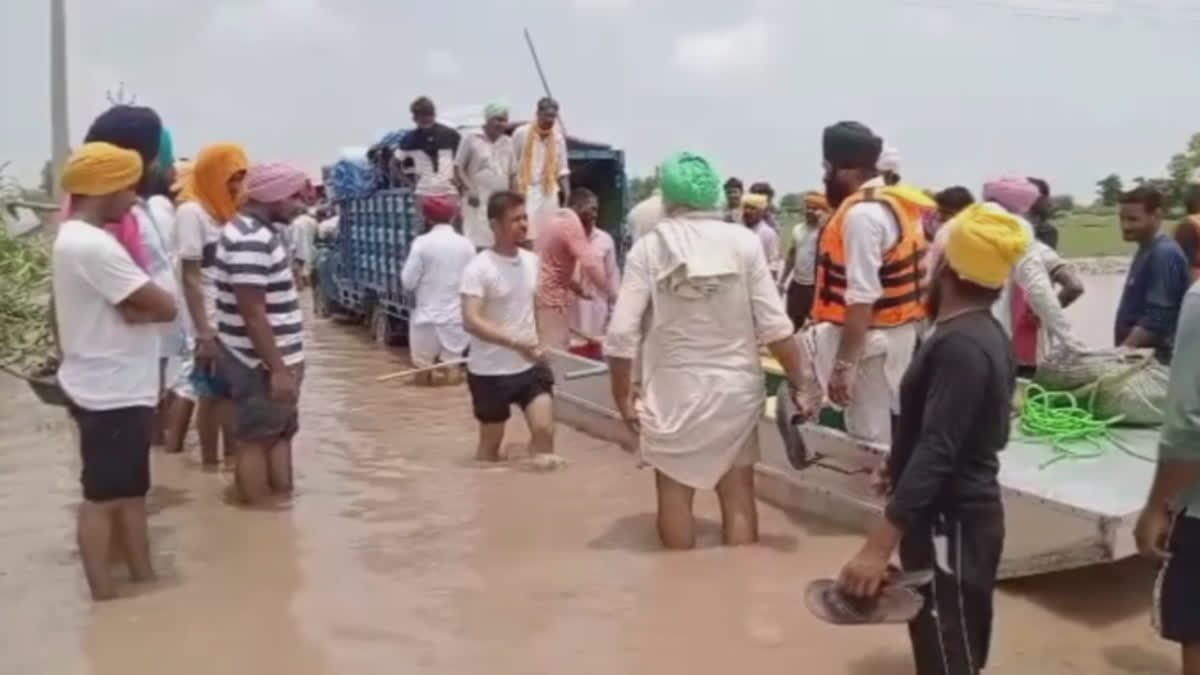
[214,214,304,368]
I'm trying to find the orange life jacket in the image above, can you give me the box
[812,186,929,328]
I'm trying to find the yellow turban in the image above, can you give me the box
[60,142,143,196]
[741,192,769,209]
[943,203,1031,289]
[804,192,829,210]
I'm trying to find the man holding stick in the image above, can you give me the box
[460,191,563,470]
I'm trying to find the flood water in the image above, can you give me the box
[0,275,1181,675]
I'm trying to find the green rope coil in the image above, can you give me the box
[1019,384,1153,468]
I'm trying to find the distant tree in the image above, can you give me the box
[628,175,660,203]
[1096,174,1123,206]
[778,192,805,213]
[1048,194,1075,215]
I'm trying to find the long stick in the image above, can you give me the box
[523,27,567,136]
[375,359,467,382]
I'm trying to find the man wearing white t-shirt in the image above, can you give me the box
[54,143,178,601]
[460,191,561,469]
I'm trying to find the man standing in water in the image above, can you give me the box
[460,191,563,469]
[568,188,621,343]
[178,143,249,468]
[512,98,570,242]
[1114,186,1190,364]
[54,143,179,600]
[534,204,614,349]
[455,102,516,251]
[401,195,476,385]
[215,163,309,505]
[605,151,811,549]
[839,204,1028,675]
[1136,271,1200,675]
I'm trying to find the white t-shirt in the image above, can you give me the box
[134,198,187,355]
[53,220,159,410]
[459,249,540,376]
[175,201,222,331]
[790,223,821,285]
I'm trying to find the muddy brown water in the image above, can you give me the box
[0,278,1180,674]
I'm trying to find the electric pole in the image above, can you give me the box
[50,0,69,199]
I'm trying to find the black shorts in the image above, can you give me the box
[70,405,154,502]
[1156,512,1200,644]
[217,344,304,443]
[466,363,554,424]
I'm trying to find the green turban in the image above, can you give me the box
[660,151,721,211]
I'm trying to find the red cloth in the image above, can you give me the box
[61,196,149,271]
[420,194,458,224]
[1010,286,1039,368]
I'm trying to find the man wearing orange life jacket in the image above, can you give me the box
[1173,184,1200,279]
[806,121,928,443]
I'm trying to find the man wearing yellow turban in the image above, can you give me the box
[176,143,249,468]
[836,203,1028,674]
[780,191,832,330]
[54,142,180,601]
[740,191,782,279]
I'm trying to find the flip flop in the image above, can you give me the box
[805,569,933,625]
[774,380,811,469]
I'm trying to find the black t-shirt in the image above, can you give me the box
[885,310,1016,528]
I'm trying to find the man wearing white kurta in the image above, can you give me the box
[512,97,570,244]
[454,103,516,250]
[606,151,811,550]
[401,195,477,385]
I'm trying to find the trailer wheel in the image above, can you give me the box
[371,306,397,346]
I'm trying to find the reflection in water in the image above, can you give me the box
[0,280,1177,674]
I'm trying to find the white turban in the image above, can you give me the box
[877,144,901,173]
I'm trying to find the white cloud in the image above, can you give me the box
[573,0,634,9]
[208,0,358,45]
[672,18,769,78]
[423,48,462,81]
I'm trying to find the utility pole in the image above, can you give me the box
[49,0,69,199]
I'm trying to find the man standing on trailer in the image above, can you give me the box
[455,102,516,251]
[512,97,570,243]
[401,195,476,385]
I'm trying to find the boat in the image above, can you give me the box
[548,350,1159,580]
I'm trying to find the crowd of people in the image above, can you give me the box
[44,94,1200,675]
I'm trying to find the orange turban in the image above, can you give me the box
[804,192,829,210]
[190,143,249,223]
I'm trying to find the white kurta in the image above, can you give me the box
[455,130,515,248]
[605,216,794,489]
[570,227,620,338]
[512,123,570,241]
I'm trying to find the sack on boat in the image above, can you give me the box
[1034,345,1167,426]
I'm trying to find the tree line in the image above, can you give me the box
[1095,132,1200,209]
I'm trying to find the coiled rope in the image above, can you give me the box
[1019,384,1155,468]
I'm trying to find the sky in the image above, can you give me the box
[3,0,1200,200]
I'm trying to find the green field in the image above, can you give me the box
[1054,211,1134,258]
[775,210,1135,260]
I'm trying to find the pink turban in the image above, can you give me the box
[982,176,1039,216]
[244,162,309,204]
[420,194,458,224]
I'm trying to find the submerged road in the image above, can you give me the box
[0,278,1179,675]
